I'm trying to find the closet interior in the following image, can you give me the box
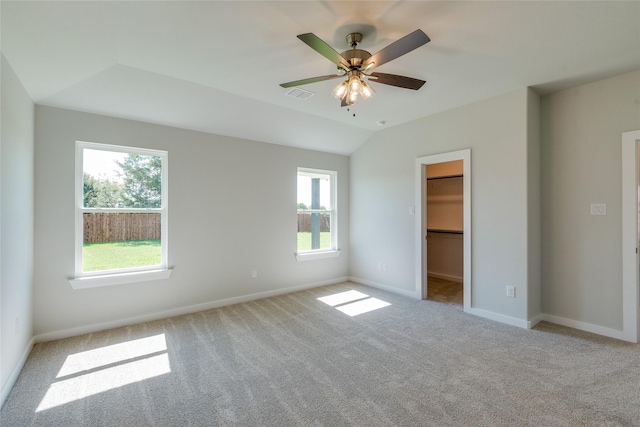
[426,160,464,305]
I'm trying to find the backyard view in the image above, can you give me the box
[82,147,164,273]
[297,169,334,252]
[83,156,333,272]
[83,239,161,272]
[297,231,330,251]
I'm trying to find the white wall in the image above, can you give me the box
[0,54,35,403]
[34,106,349,338]
[541,70,640,330]
[350,88,541,324]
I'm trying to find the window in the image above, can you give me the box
[296,168,339,260]
[71,142,170,288]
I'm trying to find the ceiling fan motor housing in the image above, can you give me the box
[341,49,371,68]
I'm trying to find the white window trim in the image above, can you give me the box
[296,167,339,260]
[69,269,172,290]
[295,249,341,262]
[72,141,171,288]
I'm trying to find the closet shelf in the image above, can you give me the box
[427,228,463,235]
[427,174,463,181]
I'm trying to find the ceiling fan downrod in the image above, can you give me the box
[346,33,363,49]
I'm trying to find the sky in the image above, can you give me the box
[83,149,126,182]
[297,175,330,208]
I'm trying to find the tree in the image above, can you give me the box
[83,173,99,207]
[116,154,162,208]
[83,173,124,208]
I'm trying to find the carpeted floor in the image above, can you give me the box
[1,281,639,426]
[426,276,463,306]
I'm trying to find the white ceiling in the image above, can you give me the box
[2,1,639,155]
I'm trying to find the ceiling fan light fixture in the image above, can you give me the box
[360,81,375,100]
[333,81,348,99]
[348,90,358,104]
[348,75,362,92]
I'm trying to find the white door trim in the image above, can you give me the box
[415,149,471,310]
[621,130,640,343]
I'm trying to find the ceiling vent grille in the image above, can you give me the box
[285,87,315,100]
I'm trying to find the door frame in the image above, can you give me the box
[415,149,471,310]
[621,130,640,343]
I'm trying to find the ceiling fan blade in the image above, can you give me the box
[363,30,430,70]
[280,74,343,88]
[297,33,351,70]
[368,72,426,90]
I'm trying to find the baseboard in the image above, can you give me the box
[348,276,421,299]
[34,277,348,343]
[528,313,543,329]
[465,307,530,329]
[541,313,629,342]
[0,337,35,410]
[427,272,463,283]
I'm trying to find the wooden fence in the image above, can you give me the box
[297,212,330,232]
[84,213,161,243]
[85,212,325,242]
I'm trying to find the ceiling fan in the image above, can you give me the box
[280,29,430,107]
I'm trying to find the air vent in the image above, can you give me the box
[285,87,315,100]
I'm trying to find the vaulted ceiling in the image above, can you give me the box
[2,1,639,154]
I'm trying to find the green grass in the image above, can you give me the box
[83,239,161,272]
[297,232,331,251]
[84,235,329,271]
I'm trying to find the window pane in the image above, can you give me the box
[82,213,161,272]
[297,168,334,252]
[297,173,331,210]
[83,149,162,208]
[297,214,331,251]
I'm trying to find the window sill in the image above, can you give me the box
[295,249,341,262]
[69,268,173,290]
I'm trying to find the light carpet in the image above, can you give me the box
[1,282,639,426]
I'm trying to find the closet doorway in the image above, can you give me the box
[425,160,464,304]
[415,150,471,311]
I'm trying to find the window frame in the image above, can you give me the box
[296,167,340,261]
[71,141,171,288]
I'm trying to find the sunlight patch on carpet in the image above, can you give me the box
[37,334,171,412]
[318,290,391,317]
[335,297,391,316]
[317,290,369,306]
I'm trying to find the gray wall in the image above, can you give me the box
[541,70,640,330]
[527,89,542,321]
[34,106,349,337]
[350,88,541,323]
[0,54,35,398]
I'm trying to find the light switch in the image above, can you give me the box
[590,204,606,215]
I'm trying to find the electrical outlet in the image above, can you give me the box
[506,286,515,298]
[382,263,388,271]
[251,269,258,279]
